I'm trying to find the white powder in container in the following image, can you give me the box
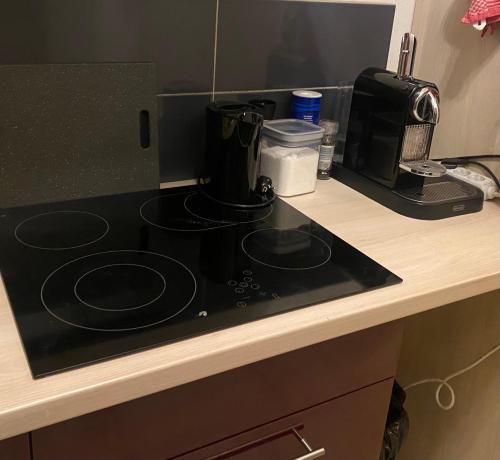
[261,119,324,197]
[261,144,319,197]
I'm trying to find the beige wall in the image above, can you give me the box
[397,290,500,460]
[411,0,500,161]
[396,7,500,458]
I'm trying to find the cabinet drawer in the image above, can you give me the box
[0,434,30,460]
[32,322,402,460]
[177,378,393,460]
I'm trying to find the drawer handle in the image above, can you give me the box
[290,428,326,460]
[205,425,326,460]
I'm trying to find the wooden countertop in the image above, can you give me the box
[1,179,499,440]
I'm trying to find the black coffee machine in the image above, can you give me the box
[333,33,483,219]
[200,101,274,208]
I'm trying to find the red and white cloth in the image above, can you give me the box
[462,0,500,35]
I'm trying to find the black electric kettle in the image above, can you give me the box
[199,101,274,208]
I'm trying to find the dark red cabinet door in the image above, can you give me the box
[175,378,393,460]
[31,322,401,460]
[0,434,30,460]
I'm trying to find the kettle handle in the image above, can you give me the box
[236,112,263,148]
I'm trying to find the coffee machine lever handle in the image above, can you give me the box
[413,88,440,124]
[397,33,417,79]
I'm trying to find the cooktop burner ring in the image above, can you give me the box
[241,228,332,271]
[14,210,109,250]
[183,193,273,224]
[41,250,197,332]
[74,263,167,312]
[139,194,232,232]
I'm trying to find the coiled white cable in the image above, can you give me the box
[404,342,500,410]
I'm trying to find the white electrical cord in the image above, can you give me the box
[404,342,500,410]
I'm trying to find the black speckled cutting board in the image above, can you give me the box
[0,63,159,208]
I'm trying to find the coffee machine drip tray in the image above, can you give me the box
[332,165,483,220]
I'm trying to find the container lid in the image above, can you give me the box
[263,119,325,144]
[292,90,322,99]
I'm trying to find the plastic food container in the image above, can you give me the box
[261,119,325,197]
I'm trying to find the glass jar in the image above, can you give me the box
[317,120,339,180]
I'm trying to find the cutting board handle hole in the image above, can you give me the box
[139,110,150,149]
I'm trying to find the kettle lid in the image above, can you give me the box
[207,100,259,114]
[207,100,263,124]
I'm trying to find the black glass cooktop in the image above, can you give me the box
[0,186,401,378]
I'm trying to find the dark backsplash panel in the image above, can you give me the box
[1,0,394,188]
[159,94,212,182]
[215,0,394,91]
[0,0,216,93]
[160,86,356,181]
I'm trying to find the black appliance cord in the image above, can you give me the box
[438,155,500,161]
